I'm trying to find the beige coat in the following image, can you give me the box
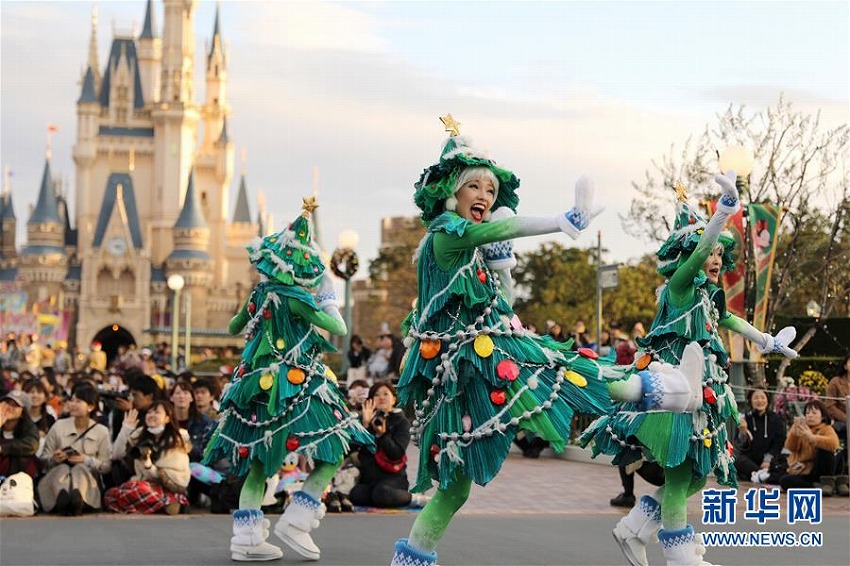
[38,418,112,511]
[784,422,839,477]
[115,427,192,494]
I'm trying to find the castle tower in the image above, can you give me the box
[0,182,17,262]
[137,0,162,105]
[18,159,69,290]
[166,169,214,328]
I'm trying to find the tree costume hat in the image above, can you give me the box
[414,114,520,224]
[656,193,736,279]
[247,197,325,288]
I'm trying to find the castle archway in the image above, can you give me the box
[91,324,136,366]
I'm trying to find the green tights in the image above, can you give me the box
[656,460,707,530]
[408,475,472,553]
[238,459,342,510]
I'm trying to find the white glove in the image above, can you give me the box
[481,207,517,270]
[314,273,339,310]
[638,342,705,413]
[714,170,740,214]
[557,175,604,239]
[758,326,799,359]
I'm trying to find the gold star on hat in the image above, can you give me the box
[674,181,689,203]
[301,196,319,217]
[440,114,461,137]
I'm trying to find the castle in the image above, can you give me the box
[0,0,264,361]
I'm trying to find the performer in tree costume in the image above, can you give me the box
[581,172,799,566]
[204,197,373,562]
[390,116,698,565]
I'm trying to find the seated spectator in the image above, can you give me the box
[104,400,191,514]
[345,379,370,413]
[38,386,111,515]
[170,381,216,506]
[39,370,63,417]
[349,382,426,508]
[0,390,40,479]
[346,335,371,383]
[779,399,839,493]
[107,372,162,488]
[191,378,219,419]
[22,379,56,455]
[736,387,786,484]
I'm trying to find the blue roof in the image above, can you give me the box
[175,170,208,229]
[29,160,62,225]
[98,126,154,137]
[0,267,18,281]
[78,66,98,104]
[1,192,14,220]
[99,38,145,109]
[167,249,211,261]
[92,173,144,249]
[140,0,157,39]
[218,116,230,144]
[57,196,77,247]
[65,264,82,281]
[20,244,66,257]
[151,266,166,282]
[232,175,251,223]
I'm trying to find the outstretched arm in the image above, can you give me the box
[721,314,799,359]
[289,299,347,336]
[668,171,740,303]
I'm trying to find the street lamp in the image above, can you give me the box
[805,300,822,319]
[184,291,192,371]
[332,229,360,378]
[167,273,184,373]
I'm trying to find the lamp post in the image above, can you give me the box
[166,273,185,373]
[184,291,192,371]
[333,230,360,377]
[719,145,756,396]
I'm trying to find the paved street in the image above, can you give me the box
[2,451,848,566]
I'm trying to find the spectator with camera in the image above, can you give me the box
[735,387,786,484]
[22,379,56,451]
[0,390,40,479]
[779,399,839,493]
[38,385,111,515]
[349,381,426,508]
[170,380,218,506]
[105,399,191,514]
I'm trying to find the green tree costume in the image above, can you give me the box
[204,200,372,562]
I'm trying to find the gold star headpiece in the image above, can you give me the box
[301,196,319,218]
[674,181,689,203]
[440,114,461,137]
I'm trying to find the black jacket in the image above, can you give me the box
[739,409,786,464]
[356,409,410,485]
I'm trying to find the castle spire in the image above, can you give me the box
[232,175,251,223]
[88,3,102,91]
[140,0,157,39]
[207,1,226,70]
[29,159,62,225]
[175,170,208,229]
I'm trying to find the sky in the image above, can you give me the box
[1,0,848,273]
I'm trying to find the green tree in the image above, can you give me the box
[513,243,662,337]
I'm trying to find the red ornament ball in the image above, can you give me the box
[705,323,712,331]
[238,446,249,458]
[286,437,300,451]
[703,386,717,405]
[490,389,507,405]
[726,440,734,458]
[578,347,598,360]
[429,444,441,460]
[477,268,487,283]
[248,302,256,314]
[303,252,310,259]
[263,309,272,319]
[496,359,520,381]
[286,250,292,256]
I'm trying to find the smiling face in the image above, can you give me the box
[145,404,170,428]
[370,384,397,412]
[170,385,193,410]
[454,168,498,224]
[749,390,769,413]
[702,244,725,284]
[67,395,94,418]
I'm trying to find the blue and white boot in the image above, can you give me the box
[613,495,661,566]
[231,509,283,561]
[658,525,713,566]
[390,539,438,566]
[274,491,325,561]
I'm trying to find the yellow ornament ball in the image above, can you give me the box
[325,367,337,382]
[702,428,712,448]
[276,338,286,350]
[259,373,274,390]
[473,335,494,358]
[564,370,587,388]
[287,368,306,385]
